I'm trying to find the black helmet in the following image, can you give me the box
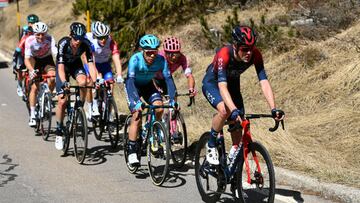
[232,25,257,47]
[70,22,86,39]
[27,14,39,24]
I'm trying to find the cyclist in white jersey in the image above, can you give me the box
[83,21,123,119]
[24,22,57,127]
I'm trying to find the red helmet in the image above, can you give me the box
[163,37,181,52]
[232,26,257,46]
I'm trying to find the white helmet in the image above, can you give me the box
[32,22,48,33]
[92,22,110,38]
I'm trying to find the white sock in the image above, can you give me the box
[93,99,98,108]
[30,107,36,118]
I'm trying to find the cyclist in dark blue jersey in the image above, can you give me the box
[124,34,177,165]
[54,22,97,150]
[202,26,284,165]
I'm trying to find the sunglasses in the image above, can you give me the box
[165,52,180,57]
[96,36,109,40]
[239,46,253,53]
[144,50,158,57]
[35,33,45,37]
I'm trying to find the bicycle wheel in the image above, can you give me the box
[62,107,72,156]
[194,132,222,202]
[123,115,140,173]
[168,111,187,168]
[107,99,119,148]
[93,100,104,140]
[73,107,88,164]
[147,120,170,186]
[40,92,52,141]
[234,141,275,203]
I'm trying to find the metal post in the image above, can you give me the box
[16,0,20,40]
[86,0,90,32]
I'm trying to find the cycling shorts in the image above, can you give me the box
[96,62,113,81]
[125,80,162,112]
[55,59,87,95]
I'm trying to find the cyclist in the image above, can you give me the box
[202,25,284,165]
[84,21,123,120]
[124,34,177,166]
[54,22,97,150]
[24,22,57,127]
[154,36,196,97]
[12,14,39,97]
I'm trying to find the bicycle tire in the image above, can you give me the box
[169,112,188,168]
[107,99,119,148]
[194,132,222,202]
[62,106,72,156]
[123,115,140,173]
[73,107,88,164]
[147,120,170,186]
[40,92,52,141]
[235,141,275,203]
[93,100,104,141]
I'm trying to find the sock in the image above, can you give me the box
[30,107,36,118]
[128,140,137,154]
[208,128,219,147]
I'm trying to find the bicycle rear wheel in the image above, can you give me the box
[123,115,140,173]
[235,141,275,203]
[40,92,52,141]
[73,107,88,164]
[147,120,170,186]
[194,132,222,202]
[62,107,72,156]
[168,111,188,168]
[107,99,119,148]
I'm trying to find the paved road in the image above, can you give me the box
[0,56,336,203]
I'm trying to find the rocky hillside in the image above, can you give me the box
[0,0,359,189]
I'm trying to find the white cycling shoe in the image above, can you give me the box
[55,136,63,150]
[92,105,100,117]
[128,153,139,165]
[28,118,36,127]
[206,144,219,165]
[17,85,24,97]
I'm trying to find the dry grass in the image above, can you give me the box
[1,0,359,188]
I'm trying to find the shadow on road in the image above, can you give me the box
[0,61,9,69]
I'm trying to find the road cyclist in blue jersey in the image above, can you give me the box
[124,34,177,166]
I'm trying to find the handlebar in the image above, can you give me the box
[163,93,195,107]
[226,113,285,133]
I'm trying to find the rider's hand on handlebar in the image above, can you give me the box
[134,101,143,112]
[271,108,285,121]
[189,88,197,97]
[169,100,179,110]
[95,78,105,89]
[115,75,124,84]
[29,69,38,80]
[229,109,243,122]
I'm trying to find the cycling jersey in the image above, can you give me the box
[125,51,176,111]
[57,37,93,64]
[85,32,120,63]
[154,50,192,80]
[25,34,57,59]
[202,45,268,111]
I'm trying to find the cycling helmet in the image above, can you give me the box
[163,37,181,52]
[139,34,160,50]
[232,26,257,46]
[91,21,102,33]
[27,14,39,24]
[92,22,110,37]
[70,22,86,38]
[32,22,48,33]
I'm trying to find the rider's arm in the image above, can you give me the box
[110,39,123,77]
[24,37,34,72]
[57,63,66,83]
[260,79,276,110]
[83,42,97,82]
[162,59,177,101]
[50,36,58,58]
[126,55,141,106]
[181,55,196,90]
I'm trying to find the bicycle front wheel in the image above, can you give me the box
[235,141,275,203]
[169,112,188,168]
[73,107,88,164]
[40,92,52,141]
[147,120,170,186]
[194,132,222,202]
[107,99,119,148]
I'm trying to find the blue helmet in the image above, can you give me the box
[139,34,160,49]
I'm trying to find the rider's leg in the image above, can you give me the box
[28,81,39,126]
[128,110,142,164]
[75,74,87,103]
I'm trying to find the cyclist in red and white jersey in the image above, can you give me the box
[154,36,196,97]
[24,22,57,127]
[202,26,284,165]
[83,21,123,119]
